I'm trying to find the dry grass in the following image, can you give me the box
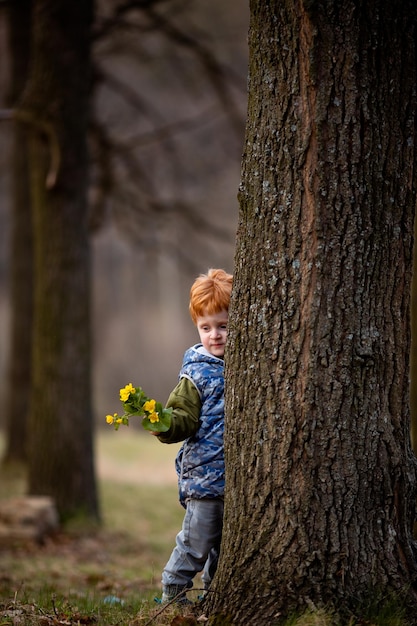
[0,429,194,624]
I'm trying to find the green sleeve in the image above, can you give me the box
[157,377,201,444]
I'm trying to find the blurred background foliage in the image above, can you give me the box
[0,0,249,421]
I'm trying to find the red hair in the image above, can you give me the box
[189,268,233,324]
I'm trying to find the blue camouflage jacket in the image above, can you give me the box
[158,344,225,507]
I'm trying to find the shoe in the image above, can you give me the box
[160,585,193,605]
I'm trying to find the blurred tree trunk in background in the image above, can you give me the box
[207,0,417,623]
[22,0,99,521]
[1,0,245,518]
[2,0,32,466]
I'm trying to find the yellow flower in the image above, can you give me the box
[106,414,115,424]
[144,399,156,413]
[149,411,160,423]
[120,383,135,402]
[116,418,123,425]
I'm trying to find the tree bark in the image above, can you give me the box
[207,0,417,622]
[411,213,417,455]
[23,0,99,521]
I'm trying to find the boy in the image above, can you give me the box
[153,268,232,605]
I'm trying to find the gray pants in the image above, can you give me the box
[162,498,224,591]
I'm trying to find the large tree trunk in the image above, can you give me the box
[411,214,417,455]
[207,0,417,622]
[22,0,99,521]
[2,0,32,466]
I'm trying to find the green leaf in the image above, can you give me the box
[141,407,172,433]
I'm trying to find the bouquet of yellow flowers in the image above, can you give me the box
[106,383,172,433]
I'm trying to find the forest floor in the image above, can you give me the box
[0,431,413,626]
[0,430,204,625]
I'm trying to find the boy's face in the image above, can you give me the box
[196,309,228,358]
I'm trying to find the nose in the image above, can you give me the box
[210,327,221,339]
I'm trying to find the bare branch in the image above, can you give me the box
[93,0,181,41]
[93,0,245,137]
[144,6,245,138]
[93,66,165,125]
[120,104,223,149]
